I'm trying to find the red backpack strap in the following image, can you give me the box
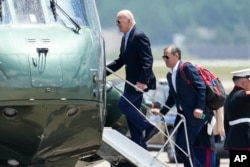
[180,62,191,85]
[196,66,216,85]
[196,66,210,85]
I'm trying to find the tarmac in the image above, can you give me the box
[76,151,230,167]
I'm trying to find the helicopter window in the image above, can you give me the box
[13,0,45,24]
[84,0,101,31]
[0,0,11,24]
[46,0,90,27]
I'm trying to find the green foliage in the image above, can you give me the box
[96,0,250,45]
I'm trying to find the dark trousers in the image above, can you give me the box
[194,148,216,167]
[193,123,216,167]
[175,123,203,167]
[175,126,196,167]
[118,91,151,149]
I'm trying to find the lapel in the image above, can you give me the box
[175,61,183,95]
[168,61,183,95]
[124,26,136,53]
[121,35,125,54]
[167,72,177,96]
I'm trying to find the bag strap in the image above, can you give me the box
[180,62,200,95]
[180,62,192,85]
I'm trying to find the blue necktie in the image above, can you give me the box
[121,35,126,52]
[123,34,127,50]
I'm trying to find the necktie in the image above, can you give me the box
[123,34,127,50]
[121,35,125,52]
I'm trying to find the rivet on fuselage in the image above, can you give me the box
[2,108,18,120]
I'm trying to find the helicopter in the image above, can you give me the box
[0,0,106,166]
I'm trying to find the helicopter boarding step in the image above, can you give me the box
[102,127,169,167]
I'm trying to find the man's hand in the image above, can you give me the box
[150,108,162,116]
[193,109,204,119]
[135,82,147,92]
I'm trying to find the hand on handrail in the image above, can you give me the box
[150,108,162,116]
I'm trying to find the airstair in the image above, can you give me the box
[100,127,168,167]
[99,67,193,167]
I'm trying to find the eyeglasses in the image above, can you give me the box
[116,20,121,24]
[162,55,169,59]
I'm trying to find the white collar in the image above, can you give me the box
[124,26,133,38]
[171,60,181,73]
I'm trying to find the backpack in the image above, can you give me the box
[180,62,227,110]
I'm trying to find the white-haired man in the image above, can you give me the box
[106,9,157,150]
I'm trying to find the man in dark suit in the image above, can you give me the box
[151,45,215,166]
[106,10,156,150]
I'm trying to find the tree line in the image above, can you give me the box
[96,0,250,46]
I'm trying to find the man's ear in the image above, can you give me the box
[174,53,179,59]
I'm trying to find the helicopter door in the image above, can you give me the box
[29,48,63,88]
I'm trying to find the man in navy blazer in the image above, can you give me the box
[106,10,156,150]
[151,45,215,166]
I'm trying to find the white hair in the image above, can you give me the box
[118,10,136,25]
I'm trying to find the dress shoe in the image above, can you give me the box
[144,125,159,142]
[115,161,136,167]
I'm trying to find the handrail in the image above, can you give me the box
[106,67,193,167]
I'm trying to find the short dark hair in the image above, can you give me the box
[164,45,182,59]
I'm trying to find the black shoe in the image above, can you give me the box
[144,126,159,142]
[114,161,136,167]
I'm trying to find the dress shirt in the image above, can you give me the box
[123,26,133,50]
[171,60,181,93]
[171,60,182,110]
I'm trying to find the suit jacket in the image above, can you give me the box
[107,26,156,93]
[161,61,209,127]
[224,86,250,150]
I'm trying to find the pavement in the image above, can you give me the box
[76,151,229,167]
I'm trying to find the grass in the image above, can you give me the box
[107,65,249,81]
[106,63,249,93]
[154,65,249,81]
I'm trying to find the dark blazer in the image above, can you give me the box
[107,26,156,92]
[161,61,214,166]
[161,61,209,128]
[224,86,250,150]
